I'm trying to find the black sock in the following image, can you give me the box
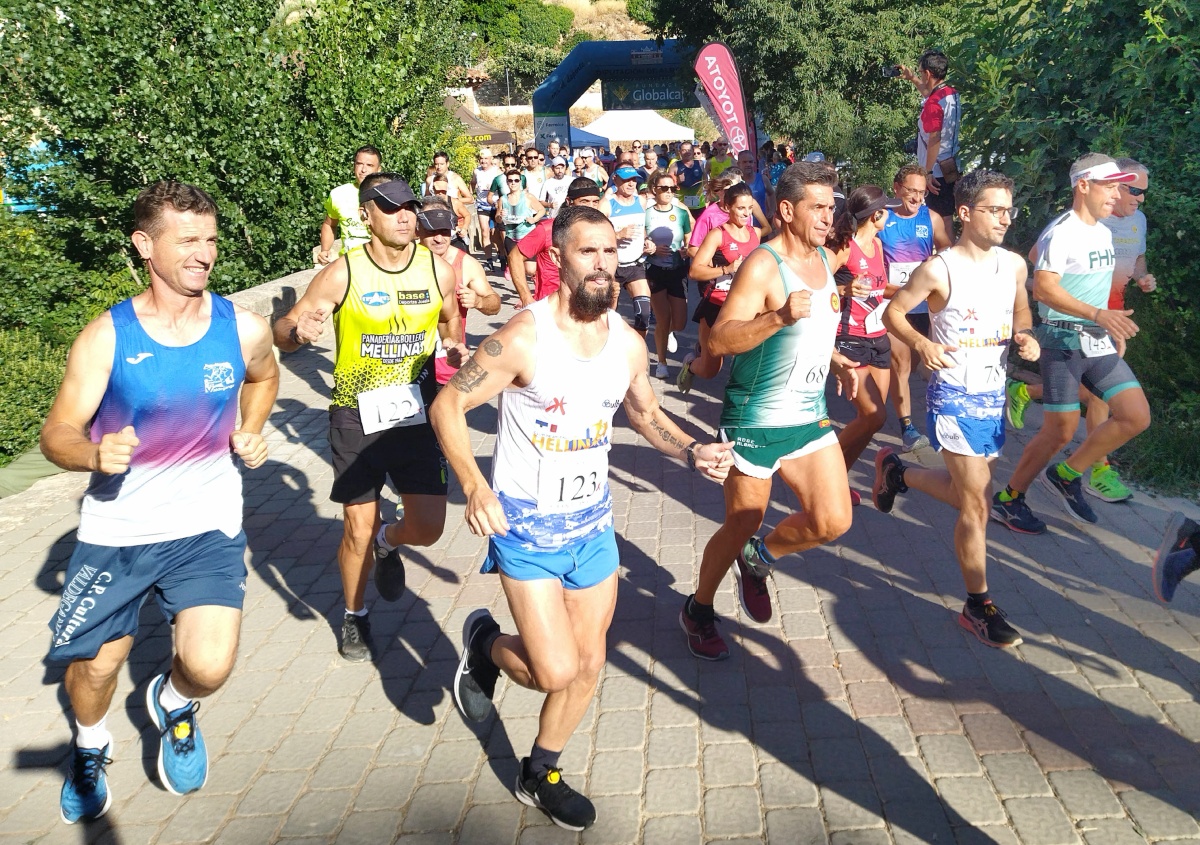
[479,628,503,667]
[527,743,562,778]
[967,591,991,609]
[686,595,715,622]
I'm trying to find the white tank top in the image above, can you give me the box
[491,300,632,549]
[927,247,1018,419]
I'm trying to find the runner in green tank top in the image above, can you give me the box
[680,161,862,661]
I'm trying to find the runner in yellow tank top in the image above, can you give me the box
[275,174,464,661]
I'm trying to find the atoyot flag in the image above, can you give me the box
[694,42,757,159]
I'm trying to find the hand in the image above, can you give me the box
[644,238,657,256]
[654,242,671,257]
[731,257,744,273]
[294,308,329,344]
[695,441,735,482]
[618,225,636,239]
[1116,335,1127,358]
[926,174,940,195]
[850,274,873,298]
[1136,274,1157,293]
[915,338,958,370]
[231,430,268,469]
[1095,308,1139,342]
[445,341,469,369]
[777,290,812,325]
[316,249,333,266]
[464,486,509,537]
[834,364,859,400]
[457,282,478,310]
[97,426,139,474]
[1013,331,1040,362]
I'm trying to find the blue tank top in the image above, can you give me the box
[878,205,936,315]
[79,294,246,545]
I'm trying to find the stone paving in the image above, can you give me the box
[2,282,1200,845]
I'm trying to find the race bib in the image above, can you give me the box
[1080,331,1115,358]
[683,194,701,209]
[536,450,607,514]
[963,359,1006,394]
[888,261,920,287]
[786,360,829,393]
[358,383,426,434]
[865,300,887,335]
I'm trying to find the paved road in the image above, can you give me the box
[2,282,1199,844]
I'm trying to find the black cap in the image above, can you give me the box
[853,194,902,221]
[417,207,455,232]
[360,178,421,211]
[566,177,602,200]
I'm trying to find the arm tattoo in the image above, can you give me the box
[449,358,488,393]
[482,338,503,357]
[649,417,687,451]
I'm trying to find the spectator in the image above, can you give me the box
[900,50,962,229]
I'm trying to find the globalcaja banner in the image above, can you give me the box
[694,42,757,159]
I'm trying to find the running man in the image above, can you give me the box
[317,145,382,265]
[431,205,732,830]
[681,162,859,660]
[879,163,952,452]
[509,178,604,306]
[471,149,502,267]
[670,141,707,218]
[874,169,1040,647]
[41,181,279,821]
[991,153,1149,532]
[604,165,653,335]
[274,173,462,661]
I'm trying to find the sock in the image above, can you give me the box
[998,485,1020,503]
[754,537,778,565]
[1055,462,1083,482]
[527,742,562,778]
[345,607,368,617]
[1091,460,1108,473]
[375,524,398,553]
[479,627,503,667]
[899,415,913,431]
[75,717,112,751]
[158,674,192,712]
[686,595,715,621]
[966,591,991,609]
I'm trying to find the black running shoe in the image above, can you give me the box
[373,531,406,602]
[989,491,1046,535]
[872,446,907,514]
[1154,512,1200,603]
[1039,464,1097,525]
[515,758,596,831]
[958,601,1023,648]
[339,613,372,662]
[454,609,502,722]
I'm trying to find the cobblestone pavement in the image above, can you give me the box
[2,283,1200,845]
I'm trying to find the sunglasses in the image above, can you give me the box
[506,178,522,183]
[655,185,675,191]
[633,144,642,149]
[1124,185,1147,196]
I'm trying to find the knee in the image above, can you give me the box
[725,506,766,539]
[812,505,852,544]
[70,654,124,689]
[865,406,888,433]
[1120,405,1151,436]
[405,519,444,547]
[529,653,580,694]
[959,492,990,525]
[175,653,235,697]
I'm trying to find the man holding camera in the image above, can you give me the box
[899,50,962,231]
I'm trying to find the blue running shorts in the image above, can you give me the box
[46,529,248,665]
[483,524,618,591]
[928,413,1005,458]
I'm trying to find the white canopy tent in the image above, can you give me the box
[581,110,694,145]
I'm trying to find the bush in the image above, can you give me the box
[0,328,68,468]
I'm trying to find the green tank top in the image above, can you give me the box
[720,244,841,428]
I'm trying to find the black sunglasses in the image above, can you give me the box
[1124,185,1147,196]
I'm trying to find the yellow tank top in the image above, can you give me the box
[708,156,736,179]
[332,243,442,408]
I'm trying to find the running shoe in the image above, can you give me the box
[1153,512,1200,603]
[339,613,372,662]
[736,538,774,622]
[849,488,861,507]
[515,758,596,831]
[146,674,207,795]
[1039,464,1098,524]
[901,423,929,453]
[676,353,695,394]
[667,331,679,354]
[454,609,502,722]
[60,744,112,824]
[373,530,406,602]
[1086,463,1133,503]
[990,491,1046,535]
[872,447,907,514]
[958,600,1023,648]
[679,596,729,661]
[1005,379,1031,430]
[654,363,669,380]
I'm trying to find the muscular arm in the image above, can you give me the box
[751,199,773,234]
[232,308,280,468]
[40,315,117,473]
[1033,269,1107,322]
[460,254,501,316]
[931,213,952,251]
[708,249,791,357]
[689,227,727,282]
[273,259,349,351]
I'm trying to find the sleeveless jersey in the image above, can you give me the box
[708,156,736,179]
[926,248,1017,419]
[324,182,370,253]
[721,245,841,428]
[502,192,534,241]
[491,300,631,550]
[672,160,706,209]
[474,166,501,209]
[607,195,647,265]
[879,205,935,315]
[839,238,888,338]
[1035,210,1117,350]
[79,294,244,546]
[332,244,442,413]
[705,225,761,305]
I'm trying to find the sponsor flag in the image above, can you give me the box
[694,42,757,160]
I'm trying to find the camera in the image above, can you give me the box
[881,65,902,78]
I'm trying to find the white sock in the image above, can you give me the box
[345,607,368,617]
[76,717,112,751]
[375,523,397,553]
[158,674,192,712]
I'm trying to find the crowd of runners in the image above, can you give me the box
[38,54,1199,834]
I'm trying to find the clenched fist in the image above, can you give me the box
[777,290,812,325]
[97,425,139,475]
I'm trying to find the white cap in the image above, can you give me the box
[550,156,567,166]
[580,148,595,158]
[1070,160,1138,185]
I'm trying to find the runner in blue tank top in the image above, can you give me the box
[41,182,278,822]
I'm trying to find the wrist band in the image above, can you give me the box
[685,441,699,471]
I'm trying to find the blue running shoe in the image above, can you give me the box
[901,423,929,453]
[1154,512,1200,603]
[990,491,1046,535]
[60,744,112,824]
[146,673,207,795]
[1039,464,1097,525]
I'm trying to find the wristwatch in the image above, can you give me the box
[685,441,699,471]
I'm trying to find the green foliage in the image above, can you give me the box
[470,0,579,101]
[0,328,68,467]
[638,0,959,186]
[518,2,574,48]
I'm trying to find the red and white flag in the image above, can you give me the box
[694,42,757,159]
